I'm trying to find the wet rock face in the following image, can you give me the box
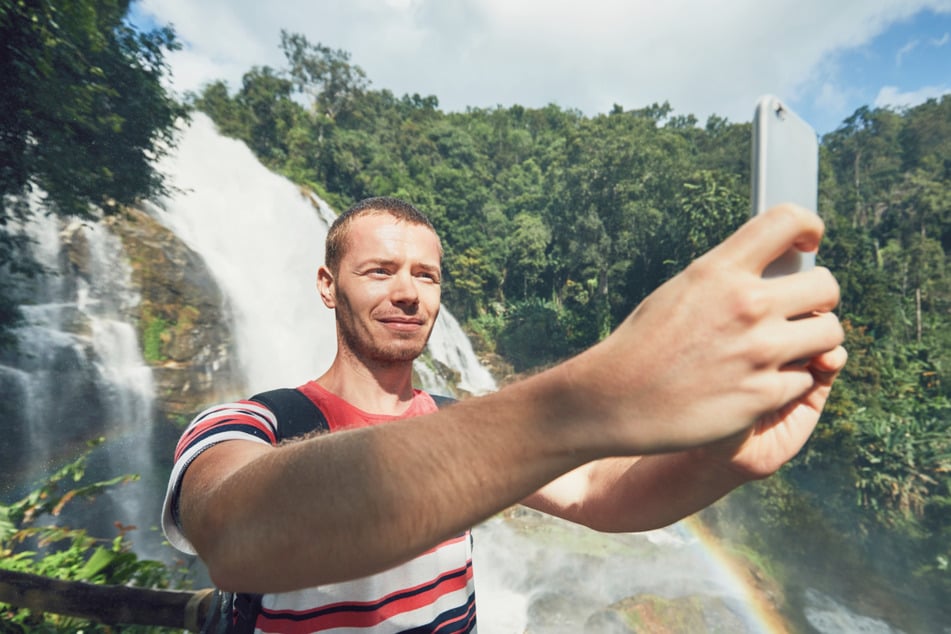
[590,594,750,633]
[0,206,240,489]
[108,206,243,423]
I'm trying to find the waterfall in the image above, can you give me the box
[0,204,160,554]
[72,219,157,547]
[149,113,496,396]
[427,310,496,395]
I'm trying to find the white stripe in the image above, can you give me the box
[260,538,473,633]
[191,401,278,432]
[266,537,471,609]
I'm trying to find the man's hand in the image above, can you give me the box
[698,343,848,479]
[560,204,846,456]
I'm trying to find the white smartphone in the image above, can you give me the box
[751,95,819,277]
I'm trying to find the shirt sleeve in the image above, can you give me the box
[160,400,279,554]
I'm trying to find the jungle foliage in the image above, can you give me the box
[0,442,183,632]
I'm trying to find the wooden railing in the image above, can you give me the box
[0,569,214,631]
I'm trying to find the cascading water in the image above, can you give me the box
[73,218,158,549]
[0,204,161,555]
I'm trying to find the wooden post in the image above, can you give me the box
[0,569,213,631]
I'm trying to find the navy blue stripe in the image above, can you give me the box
[261,562,473,622]
[183,421,273,453]
[403,591,476,633]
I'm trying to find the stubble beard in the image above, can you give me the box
[346,328,428,366]
[336,310,432,368]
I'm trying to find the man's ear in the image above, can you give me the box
[317,266,336,308]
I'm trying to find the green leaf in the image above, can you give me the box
[77,546,119,580]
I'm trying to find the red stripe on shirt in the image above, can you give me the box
[174,402,276,461]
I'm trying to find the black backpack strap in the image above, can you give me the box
[251,388,455,443]
[198,588,231,634]
[199,590,261,634]
[429,393,457,409]
[250,387,330,442]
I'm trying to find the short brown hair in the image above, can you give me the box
[324,197,441,273]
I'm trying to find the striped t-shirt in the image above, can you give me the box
[161,382,477,633]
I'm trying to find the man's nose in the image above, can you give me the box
[390,270,420,306]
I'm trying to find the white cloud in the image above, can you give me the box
[874,84,951,109]
[896,39,920,65]
[137,0,951,127]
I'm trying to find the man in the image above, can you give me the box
[162,196,846,632]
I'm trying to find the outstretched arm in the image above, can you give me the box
[178,204,845,594]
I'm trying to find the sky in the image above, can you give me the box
[132,0,951,136]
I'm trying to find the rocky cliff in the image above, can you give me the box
[106,205,244,424]
[0,203,242,491]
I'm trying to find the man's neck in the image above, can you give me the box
[315,350,417,416]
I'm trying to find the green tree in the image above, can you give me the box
[0,0,184,334]
[237,66,302,166]
[0,0,183,219]
[505,211,551,299]
[280,30,369,124]
[496,298,572,372]
[823,105,904,227]
[664,169,748,273]
[444,246,499,320]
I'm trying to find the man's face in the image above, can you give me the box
[321,213,442,366]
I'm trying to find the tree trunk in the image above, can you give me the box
[916,286,922,343]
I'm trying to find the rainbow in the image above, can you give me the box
[681,516,791,633]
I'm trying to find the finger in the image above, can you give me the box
[767,363,819,416]
[712,204,825,274]
[765,266,841,319]
[775,313,846,368]
[809,345,848,384]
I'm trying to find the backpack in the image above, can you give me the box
[199,388,457,634]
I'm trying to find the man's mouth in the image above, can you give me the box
[378,316,425,331]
